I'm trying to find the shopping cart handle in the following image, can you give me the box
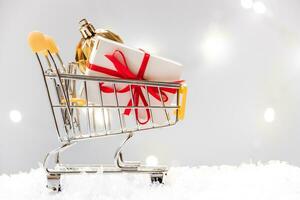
[44,35,59,54]
[28,31,59,55]
[28,31,47,53]
[178,85,187,120]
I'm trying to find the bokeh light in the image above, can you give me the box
[241,0,253,9]
[264,107,275,123]
[145,155,158,166]
[253,1,266,14]
[201,28,232,65]
[94,108,110,127]
[9,110,22,123]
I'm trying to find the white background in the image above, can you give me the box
[1,0,300,174]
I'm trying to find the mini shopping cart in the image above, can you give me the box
[28,31,187,192]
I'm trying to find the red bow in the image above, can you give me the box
[88,50,178,124]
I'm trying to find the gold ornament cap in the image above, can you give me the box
[79,19,96,39]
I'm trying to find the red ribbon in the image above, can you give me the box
[88,50,178,124]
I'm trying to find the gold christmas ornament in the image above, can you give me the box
[75,19,123,73]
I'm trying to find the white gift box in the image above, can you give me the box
[84,36,183,125]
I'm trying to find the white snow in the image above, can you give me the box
[1,161,300,200]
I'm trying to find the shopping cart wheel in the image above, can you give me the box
[150,173,165,184]
[46,174,61,192]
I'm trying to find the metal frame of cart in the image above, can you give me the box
[28,32,187,192]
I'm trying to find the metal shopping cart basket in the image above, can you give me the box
[28,31,187,191]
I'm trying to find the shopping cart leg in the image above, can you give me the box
[46,173,61,192]
[46,150,61,192]
[113,132,167,184]
[114,133,141,170]
[150,172,167,184]
[43,142,76,191]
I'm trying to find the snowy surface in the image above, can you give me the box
[1,161,300,200]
